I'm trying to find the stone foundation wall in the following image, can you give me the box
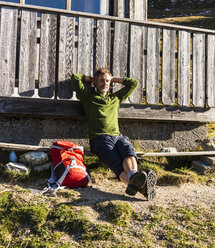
[0,116,208,152]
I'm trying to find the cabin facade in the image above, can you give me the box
[0,0,214,151]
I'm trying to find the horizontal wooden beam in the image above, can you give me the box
[119,103,215,123]
[0,142,49,151]
[0,97,214,123]
[0,1,215,34]
[0,97,85,119]
[137,151,215,157]
[1,142,215,157]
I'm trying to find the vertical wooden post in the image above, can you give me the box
[113,0,125,17]
[129,0,147,20]
[100,0,109,15]
[20,0,25,4]
[112,0,147,20]
[66,0,71,10]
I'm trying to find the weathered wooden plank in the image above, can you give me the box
[100,0,109,15]
[113,0,125,18]
[142,26,147,90]
[19,10,37,97]
[129,24,145,103]
[207,34,215,107]
[162,29,176,105]
[192,33,205,107]
[138,151,215,157]
[0,142,49,151]
[0,96,215,122]
[0,8,17,96]
[77,17,94,75]
[113,21,129,93]
[58,15,75,99]
[118,103,215,122]
[178,30,191,106]
[146,27,160,104]
[39,13,57,98]
[129,0,147,21]
[66,0,71,10]
[96,19,111,70]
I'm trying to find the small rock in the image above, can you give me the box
[191,160,213,175]
[161,147,177,153]
[33,162,52,172]
[4,162,30,175]
[19,152,49,166]
[200,156,215,166]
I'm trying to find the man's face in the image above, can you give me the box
[94,73,111,96]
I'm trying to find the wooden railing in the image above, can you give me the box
[0,1,215,122]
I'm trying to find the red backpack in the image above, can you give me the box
[48,141,90,188]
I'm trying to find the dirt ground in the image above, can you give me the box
[1,171,215,218]
[69,178,215,216]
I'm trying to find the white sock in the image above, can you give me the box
[127,170,138,180]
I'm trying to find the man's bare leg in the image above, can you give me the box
[119,156,157,200]
[119,156,137,184]
[119,156,147,196]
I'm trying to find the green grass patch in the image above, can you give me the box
[207,123,215,138]
[138,156,211,186]
[149,15,215,30]
[85,155,115,183]
[94,201,137,226]
[142,203,215,247]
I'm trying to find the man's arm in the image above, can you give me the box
[112,77,139,103]
[85,76,93,83]
[71,73,90,100]
[111,77,124,84]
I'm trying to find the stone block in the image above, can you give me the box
[4,162,30,175]
[19,152,49,166]
[191,160,213,175]
[33,162,52,172]
[161,147,177,153]
[200,156,215,166]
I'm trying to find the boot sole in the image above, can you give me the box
[145,170,157,201]
[126,171,147,196]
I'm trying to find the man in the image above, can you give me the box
[71,68,156,200]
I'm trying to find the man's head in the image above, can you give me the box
[94,68,112,96]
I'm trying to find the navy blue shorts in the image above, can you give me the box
[90,135,137,180]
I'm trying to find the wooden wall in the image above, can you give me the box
[0,3,215,122]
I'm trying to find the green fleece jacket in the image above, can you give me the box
[71,73,139,140]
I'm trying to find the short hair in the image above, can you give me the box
[94,68,111,81]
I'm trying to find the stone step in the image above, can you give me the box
[200,156,215,166]
[191,160,214,175]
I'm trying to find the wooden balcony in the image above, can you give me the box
[0,1,215,122]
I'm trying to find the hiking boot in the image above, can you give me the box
[126,171,147,196]
[139,170,157,201]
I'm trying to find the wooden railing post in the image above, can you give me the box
[20,0,25,4]
[66,0,71,10]
[129,0,147,20]
[113,0,147,20]
[113,0,125,17]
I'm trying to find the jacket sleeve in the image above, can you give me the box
[113,77,139,103]
[71,73,88,100]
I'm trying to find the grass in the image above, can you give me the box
[148,8,215,30]
[0,180,215,247]
[147,204,215,247]
[94,201,135,226]
[2,152,213,247]
[207,123,215,138]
